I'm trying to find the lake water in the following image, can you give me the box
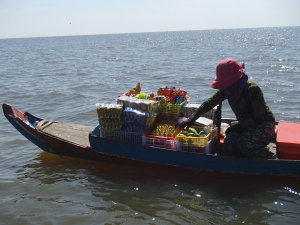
[1,27,300,224]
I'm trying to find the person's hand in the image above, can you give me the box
[177,117,194,128]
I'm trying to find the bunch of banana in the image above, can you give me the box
[152,120,178,137]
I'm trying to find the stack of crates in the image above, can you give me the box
[97,104,123,130]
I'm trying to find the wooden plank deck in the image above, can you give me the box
[39,122,92,147]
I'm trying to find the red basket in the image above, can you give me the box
[143,135,178,150]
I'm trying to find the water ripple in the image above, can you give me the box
[1,27,300,224]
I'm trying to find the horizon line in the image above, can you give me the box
[1,25,299,40]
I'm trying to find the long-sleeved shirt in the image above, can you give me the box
[191,81,275,129]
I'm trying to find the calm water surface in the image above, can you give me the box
[1,27,300,224]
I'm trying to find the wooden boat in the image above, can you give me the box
[3,103,300,178]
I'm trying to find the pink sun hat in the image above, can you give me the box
[210,58,245,90]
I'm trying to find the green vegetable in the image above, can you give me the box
[188,127,198,135]
[199,131,207,137]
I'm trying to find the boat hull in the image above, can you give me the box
[89,134,300,177]
[3,104,300,178]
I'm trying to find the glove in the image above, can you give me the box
[177,117,195,128]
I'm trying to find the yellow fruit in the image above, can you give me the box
[135,82,141,92]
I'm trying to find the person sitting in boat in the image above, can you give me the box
[178,58,276,159]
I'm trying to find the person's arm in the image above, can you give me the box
[179,90,225,127]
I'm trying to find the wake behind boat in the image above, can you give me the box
[3,103,300,178]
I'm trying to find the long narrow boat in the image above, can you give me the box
[3,103,300,178]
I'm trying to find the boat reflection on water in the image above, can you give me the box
[17,150,300,225]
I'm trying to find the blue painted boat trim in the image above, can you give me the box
[89,135,300,177]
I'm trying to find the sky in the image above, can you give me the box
[0,0,299,39]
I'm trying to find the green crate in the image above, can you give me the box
[160,101,186,114]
